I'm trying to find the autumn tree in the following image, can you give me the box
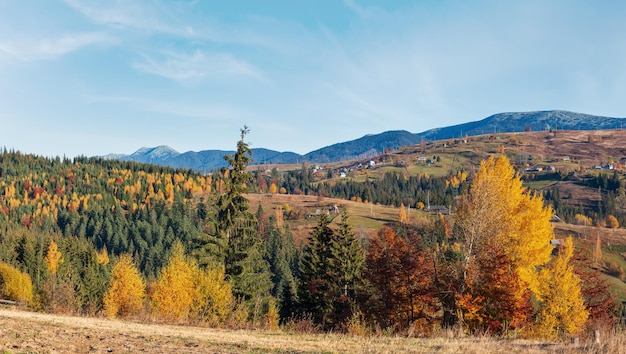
[44,239,64,275]
[398,204,407,224]
[192,265,234,325]
[456,243,532,334]
[572,245,618,331]
[0,261,33,304]
[152,241,197,322]
[104,254,145,318]
[534,238,588,339]
[605,214,619,228]
[455,155,555,332]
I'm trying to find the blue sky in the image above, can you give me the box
[1,1,625,158]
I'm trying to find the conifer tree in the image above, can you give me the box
[194,127,273,320]
[298,210,364,329]
[266,220,298,321]
[331,209,364,301]
[298,213,336,327]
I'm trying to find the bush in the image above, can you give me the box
[606,261,624,279]
[574,214,592,226]
[605,215,619,229]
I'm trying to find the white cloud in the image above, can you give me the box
[132,50,265,84]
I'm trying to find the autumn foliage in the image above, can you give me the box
[104,254,145,318]
[0,261,33,304]
[455,156,587,336]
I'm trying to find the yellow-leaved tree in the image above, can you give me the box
[103,254,145,318]
[455,155,556,333]
[398,204,407,224]
[45,239,64,275]
[192,266,234,326]
[534,237,588,338]
[458,155,554,285]
[152,241,197,322]
[0,261,33,304]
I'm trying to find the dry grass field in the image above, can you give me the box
[245,193,406,244]
[2,307,625,353]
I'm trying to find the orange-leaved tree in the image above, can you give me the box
[364,225,438,334]
[103,254,145,318]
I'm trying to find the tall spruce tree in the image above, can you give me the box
[194,127,273,319]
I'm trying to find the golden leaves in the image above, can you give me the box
[44,239,64,275]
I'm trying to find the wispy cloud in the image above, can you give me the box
[63,0,188,37]
[0,32,113,61]
[132,50,265,84]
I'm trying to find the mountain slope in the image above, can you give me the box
[416,110,626,141]
[122,145,180,164]
[303,130,420,163]
[103,111,626,170]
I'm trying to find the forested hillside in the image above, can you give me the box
[0,135,623,339]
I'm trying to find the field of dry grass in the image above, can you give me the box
[2,307,625,353]
[245,193,409,244]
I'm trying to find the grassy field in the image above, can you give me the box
[1,307,625,353]
[245,193,433,244]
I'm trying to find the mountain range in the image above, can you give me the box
[104,110,626,171]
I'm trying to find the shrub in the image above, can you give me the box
[605,215,619,229]
[574,214,592,226]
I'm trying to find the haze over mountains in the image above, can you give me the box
[105,110,626,171]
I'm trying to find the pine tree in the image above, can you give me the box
[298,213,336,328]
[194,127,273,321]
[266,220,298,321]
[330,209,364,310]
[298,210,364,329]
